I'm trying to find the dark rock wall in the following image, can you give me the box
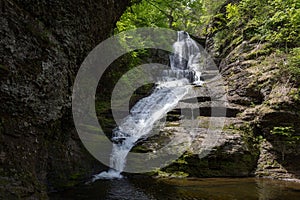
[0,0,130,199]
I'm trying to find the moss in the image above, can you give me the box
[249,35,261,43]
[157,170,171,177]
[55,180,78,190]
[222,123,236,130]
[51,159,96,189]
[223,35,244,55]
[25,23,54,48]
[244,48,272,60]
[231,35,243,47]
[170,171,189,178]
[69,172,82,180]
[288,88,300,103]
[95,100,111,114]
[166,122,180,127]
[158,143,259,178]
[131,145,152,153]
[153,169,189,178]
[0,64,9,72]
[50,174,78,189]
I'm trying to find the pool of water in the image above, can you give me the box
[50,176,300,200]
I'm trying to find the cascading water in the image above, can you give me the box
[169,31,204,85]
[93,31,203,180]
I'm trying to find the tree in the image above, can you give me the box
[116,0,207,36]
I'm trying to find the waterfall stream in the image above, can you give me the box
[93,31,203,180]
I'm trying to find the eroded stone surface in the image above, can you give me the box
[0,0,130,198]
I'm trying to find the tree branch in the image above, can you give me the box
[145,0,175,28]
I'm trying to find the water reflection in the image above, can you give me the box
[50,177,300,200]
[255,178,300,200]
[106,178,155,200]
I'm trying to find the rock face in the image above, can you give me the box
[133,0,300,181]
[133,65,260,178]
[189,0,300,182]
[205,1,300,181]
[0,0,130,199]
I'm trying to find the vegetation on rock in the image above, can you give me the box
[1,0,300,198]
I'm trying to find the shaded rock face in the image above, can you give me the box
[0,0,130,199]
[204,1,300,181]
[213,39,300,181]
[162,132,258,178]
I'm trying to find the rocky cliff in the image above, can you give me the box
[1,0,299,198]
[134,1,300,181]
[205,0,300,180]
[0,0,130,199]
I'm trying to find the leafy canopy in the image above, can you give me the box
[116,0,210,36]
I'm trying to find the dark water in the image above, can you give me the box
[50,176,300,200]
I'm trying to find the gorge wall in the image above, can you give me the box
[1,0,299,199]
[148,0,300,181]
[0,0,130,199]
[205,0,300,180]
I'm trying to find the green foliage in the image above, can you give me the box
[112,0,229,84]
[222,0,300,46]
[203,0,226,15]
[225,3,241,27]
[289,88,300,102]
[287,47,300,82]
[116,0,206,35]
[209,0,300,82]
[265,0,300,46]
[270,126,299,161]
[116,1,167,32]
[270,126,300,147]
[115,0,300,86]
[271,126,295,137]
[117,0,230,36]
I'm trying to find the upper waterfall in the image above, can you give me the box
[170,31,203,85]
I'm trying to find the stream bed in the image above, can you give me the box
[50,176,300,200]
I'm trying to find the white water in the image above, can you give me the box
[93,31,203,180]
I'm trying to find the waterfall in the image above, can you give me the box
[169,31,204,85]
[93,31,203,180]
